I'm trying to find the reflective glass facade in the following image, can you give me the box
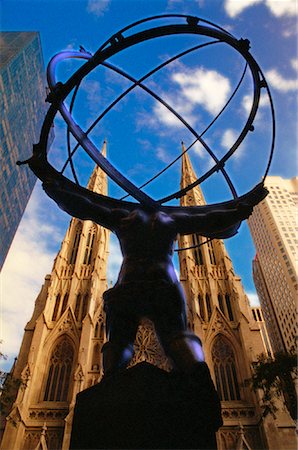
[0,32,50,270]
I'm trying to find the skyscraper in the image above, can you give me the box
[248,176,297,353]
[0,32,51,270]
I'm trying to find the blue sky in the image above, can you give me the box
[1,0,297,370]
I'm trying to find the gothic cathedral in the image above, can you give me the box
[1,143,295,450]
[1,143,110,450]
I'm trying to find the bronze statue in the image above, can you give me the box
[21,14,273,382]
[29,154,267,377]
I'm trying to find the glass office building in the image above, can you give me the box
[0,32,51,270]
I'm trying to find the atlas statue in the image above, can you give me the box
[21,15,274,383]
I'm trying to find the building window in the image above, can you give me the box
[83,226,96,265]
[225,294,234,321]
[207,240,216,265]
[198,294,206,321]
[69,222,82,265]
[192,234,204,265]
[44,337,74,402]
[212,336,241,401]
[206,294,212,320]
[61,293,69,315]
[74,293,89,322]
[52,294,61,321]
[91,342,101,371]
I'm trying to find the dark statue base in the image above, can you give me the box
[70,362,222,449]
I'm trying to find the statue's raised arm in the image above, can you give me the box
[27,152,131,232]
[164,182,268,239]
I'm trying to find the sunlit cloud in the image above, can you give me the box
[265,0,297,17]
[247,292,260,307]
[221,128,246,161]
[153,98,196,129]
[291,58,298,71]
[107,235,122,285]
[87,0,111,17]
[156,147,171,163]
[241,93,270,116]
[172,68,231,115]
[225,0,297,17]
[221,128,237,150]
[225,0,262,18]
[265,68,298,92]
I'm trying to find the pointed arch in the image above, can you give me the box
[43,336,74,402]
[207,239,216,265]
[83,225,97,265]
[61,292,69,315]
[198,294,206,321]
[211,335,241,401]
[91,342,101,371]
[69,222,82,265]
[192,234,204,265]
[225,294,234,321]
[74,293,82,321]
[74,293,89,322]
[205,293,212,320]
[52,293,61,321]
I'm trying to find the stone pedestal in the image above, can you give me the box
[70,362,222,449]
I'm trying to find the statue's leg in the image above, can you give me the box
[102,287,138,376]
[153,283,205,372]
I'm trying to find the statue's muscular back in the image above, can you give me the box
[115,209,178,285]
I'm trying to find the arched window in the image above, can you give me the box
[74,294,82,320]
[207,240,216,265]
[74,293,89,322]
[91,343,101,371]
[61,293,69,315]
[83,227,97,265]
[44,337,74,402]
[192,234,204,265]
[205,294,212,320]
[69,223,82,265]
[218,294,225,314]
[94,320,104,339]
[52,294,61,321]
[225,294,234,321]
[211,336,241,401]
[198,294,206,321]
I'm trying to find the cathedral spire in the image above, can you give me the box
[87,140,107,194]
[180,142,205,207]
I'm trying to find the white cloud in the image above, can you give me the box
[0,184,66,369]
[247,292,260,307]
[107,235,122,285]
[172,68,231,115]
[225,0,297,17]
[221,128,238,149]
[221,128,246,161]
[156,147,171,163]
[225,0,262,18]
[291,58,298,71]
[87,0,111,17]
[148,94,197,130]
[265,0,297,17]
[241,93,270,115]
[265,68,298,92]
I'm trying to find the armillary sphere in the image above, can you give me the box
[20,15,275,234]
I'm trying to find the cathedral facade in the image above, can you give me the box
[1,145,295,450]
